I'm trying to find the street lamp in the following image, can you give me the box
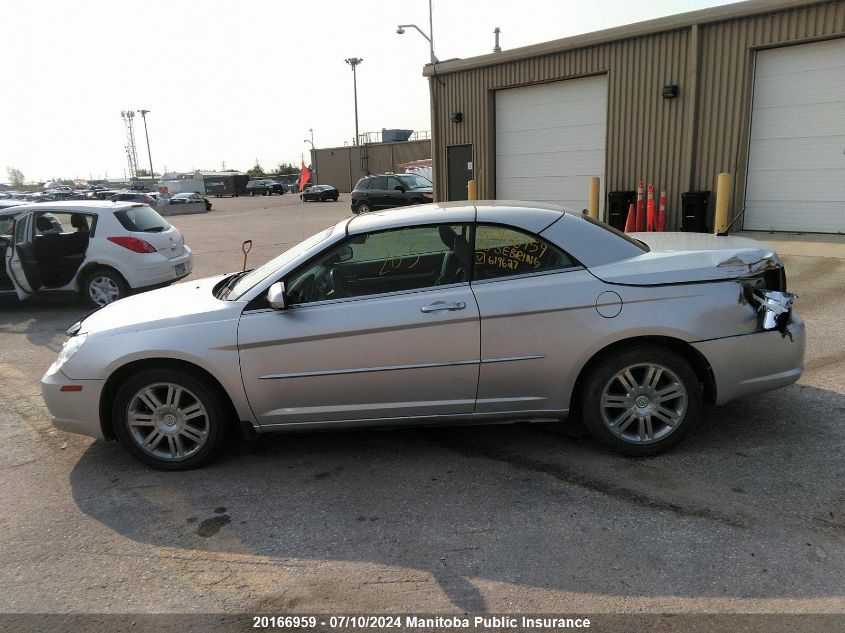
[344,58,363,145]
[304,129,317,184]
[137,109,155,180]
[396,0,437,64]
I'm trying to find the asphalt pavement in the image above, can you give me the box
[1,194,843,621]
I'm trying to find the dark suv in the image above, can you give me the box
[350,173,433,214]
[245,179,287,196]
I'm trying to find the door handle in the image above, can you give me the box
[420,301,466,313]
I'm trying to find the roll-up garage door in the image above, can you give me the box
[495,75,607,212]
[744,38,845,233]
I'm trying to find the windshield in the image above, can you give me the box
[227,227,333,300]
[396,174,432,190]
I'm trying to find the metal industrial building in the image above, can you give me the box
[425,0,845,233]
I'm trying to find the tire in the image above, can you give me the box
[249,190,255,197]
[81,267,129,307]
[356,202,372,214]
[112,368,229,470]
[265,189,271,196]
[579,344,702,456]
[331,196,339,202]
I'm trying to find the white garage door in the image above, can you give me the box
[744,39,845,233]
[495,75,607,211]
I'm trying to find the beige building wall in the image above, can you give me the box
[427,0,845,228]
[312,140,432,193]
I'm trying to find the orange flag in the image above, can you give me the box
[299,162,311,191]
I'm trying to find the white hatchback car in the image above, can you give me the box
[1,201,192,306]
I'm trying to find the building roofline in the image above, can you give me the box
[422,0,829,76]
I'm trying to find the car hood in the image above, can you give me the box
[78,274,240,336]
[588,232,782,285]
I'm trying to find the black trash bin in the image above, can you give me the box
[606,191,636,231]
[680,191,712,233]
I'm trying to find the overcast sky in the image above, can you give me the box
[1,0,740,183]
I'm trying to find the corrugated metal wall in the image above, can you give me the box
[430,0,845,228]
[696,1,845,220]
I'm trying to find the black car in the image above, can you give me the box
[245,179,287,196]
[170,192,213,211]
[300,184,339,202]
[350,173,433,214]
[107,192,159,206]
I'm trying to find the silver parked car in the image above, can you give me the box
[41,201,805,469]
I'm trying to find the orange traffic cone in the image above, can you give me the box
[646,183,655,232]
[624,202,636,232]
[635,181,644,232]
[657,189,667,232]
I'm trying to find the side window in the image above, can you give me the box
[286,224,471,305]
[387,176,403,191]
[473,224,575,281]
[370,176,388,190]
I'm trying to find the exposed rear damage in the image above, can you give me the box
[595,231,804,405]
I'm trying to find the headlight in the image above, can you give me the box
[53,333,88,369]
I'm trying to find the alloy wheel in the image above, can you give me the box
[599,363,687,444]
[125,383,210,461]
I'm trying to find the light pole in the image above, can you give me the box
[344,58,363,145]
[304,130,316,184]
[396,0,437,64]
[137,109,155,180]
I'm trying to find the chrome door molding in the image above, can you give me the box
[259,359,480,380]
[481,355,545,364]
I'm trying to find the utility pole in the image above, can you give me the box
[137,110,155,180]
[344,58,363,145]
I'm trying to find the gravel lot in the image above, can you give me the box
[1,194,843,619]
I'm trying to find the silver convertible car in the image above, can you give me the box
[41,202,805,469]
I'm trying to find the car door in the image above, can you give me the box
[470,223,597,415]
[238,223,480,427]
[367,176,389,209]
[386,176,407,207]
[4,212,42,300]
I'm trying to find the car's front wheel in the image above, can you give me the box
[579,344,702,456]
[81,267,129,307]
[112,368,229,470]
[356,202,372,214]
[249,190,255,197]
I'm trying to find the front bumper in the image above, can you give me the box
[41,365,106,440]
[692,312,806,406]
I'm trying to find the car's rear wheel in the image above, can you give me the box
[356,202,372,214]
[579,345,702,456]
[112,368,229,470]
[265,189,271,196]
[81,267,129,307]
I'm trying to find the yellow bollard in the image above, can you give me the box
[588,176,600,220]
[714,172,731,234]
[467,179,478,201]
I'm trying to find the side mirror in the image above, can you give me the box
[266,281,287,310]
[337,245,353,262]
[394,185,405,192]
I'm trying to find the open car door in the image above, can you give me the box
[4,212,41,300]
